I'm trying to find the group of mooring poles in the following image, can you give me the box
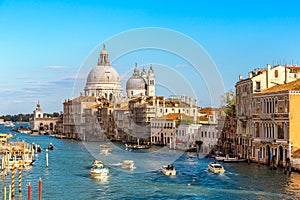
[2,163,43,200]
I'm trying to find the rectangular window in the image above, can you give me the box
[256,81,261,91]
[275,70,278,78]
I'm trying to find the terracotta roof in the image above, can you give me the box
[152,113,190,121]
[71,96,98,103]
[198,107,218,115]
[285,66,300,70]
[260,78,300,93]
[85,104,101,109]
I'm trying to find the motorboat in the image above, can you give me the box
[48,143,54,150]
[18,128,32,134]
[125,138,150,150]
[100,145,112,151]
[215,156,226,162]
[208,162,225,173]
[121,160,135,169]
[100,145,112,155]
[4,121,14,127]
[125,143,150,150]
[0,133,12,143]
[223,157,247,163]
[161,164,176,176]
[90,160,109,179]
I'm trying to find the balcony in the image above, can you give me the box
[260,113,272,119]
[275,139,288,144]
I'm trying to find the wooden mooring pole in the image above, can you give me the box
[38,178,42,200]
[11,164,15,198]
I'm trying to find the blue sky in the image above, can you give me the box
[1,0,300,114]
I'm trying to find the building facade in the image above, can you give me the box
[129,96,198,140]
[236,64,299,158]
[63,96,98,139]
[29,102,60,134]
[251,79,300,167]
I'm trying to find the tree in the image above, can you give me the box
[220,89,236,116]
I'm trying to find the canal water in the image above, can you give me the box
[1,125,300,200]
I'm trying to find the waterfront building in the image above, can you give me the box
[151,113,186,146]
[216,114,236,155]
[63,96,98,139]
[113,105,130,141]
[197,123,219,154]
[129,95,198,140]
[251,78,300,167]
[126,63,155,98]
[236,64,300,158]
[29,102,60,134]
[176,123,202,151]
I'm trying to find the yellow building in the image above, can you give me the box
[252,78,300,167]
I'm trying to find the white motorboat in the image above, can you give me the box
[208,162,225,173]
[4,121,14,127]
[121,160,135,169]
[161,165,176,176]
[100,145,112,155]
[90,160,109,179]
[100,145,112,151]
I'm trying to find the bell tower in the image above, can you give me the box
[147,65,155,96]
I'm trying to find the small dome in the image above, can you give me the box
[126,75,146,90]
[86,66,120,84]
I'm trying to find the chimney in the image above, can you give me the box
[266,64,271,88]
[239,75,243,81]
[285,67,288,84]
[189,98,193,108]
[248,72,252,78]
[185,96,188,103]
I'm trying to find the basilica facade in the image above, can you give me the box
[84,45,156,101]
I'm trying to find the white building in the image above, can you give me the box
[29,102,60,133]
[175,124,202,150]
[197,124,219,154]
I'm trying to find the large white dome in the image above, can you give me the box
[86,65,120,84]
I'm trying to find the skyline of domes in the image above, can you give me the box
[84,45,156,101]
